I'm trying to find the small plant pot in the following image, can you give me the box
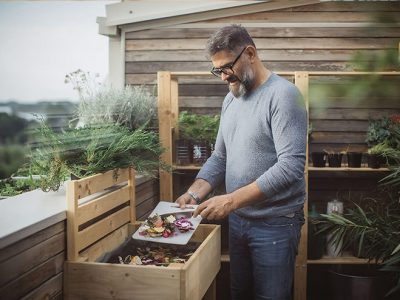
[191,140,209,165]
[175,139,192,165]
[307,220,326,260]
[311,152,326,167]
[347,152,362,168]
[327,153,343,168]
[367,154,381,169]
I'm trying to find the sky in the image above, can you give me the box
[0,1,117,103]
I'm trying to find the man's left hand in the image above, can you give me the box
[193,194,236,220]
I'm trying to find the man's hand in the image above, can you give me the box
[175,192,197,209]
[193,194,236,220]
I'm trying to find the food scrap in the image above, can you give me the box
[117,245,195,266]
[139,214,194,238]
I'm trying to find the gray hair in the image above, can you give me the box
[205,24,256,57]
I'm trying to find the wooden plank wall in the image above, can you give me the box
[0,178,159,299]
[124,0,400,199]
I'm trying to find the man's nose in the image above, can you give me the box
[221,72,229,82]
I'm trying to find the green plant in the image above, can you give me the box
[29,122,169,192]
[368,142,392,155]
[178,111,220,143]
[65,70,157,130]
[0,177,41,197]
[366,117,392,147]
[319,194,400,296]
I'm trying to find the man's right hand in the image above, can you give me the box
[175,192,197,209]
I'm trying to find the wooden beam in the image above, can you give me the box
[158,71,174,201]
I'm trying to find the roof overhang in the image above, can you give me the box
[97,0,321,36]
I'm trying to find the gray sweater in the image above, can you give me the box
[196,73,307,218]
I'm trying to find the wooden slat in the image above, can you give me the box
[136,196,159,220]
[158,71,174,201]
[73,168,129,199]
[307,256,371,264]
[66,181,79,261]
[125,49,393,62]
[78,224,131,263]
[21,273,63,300]
[0,252,64,300]
[278,1,400,12]
[76,185,130,225]
[310,97,400,109]
[311,120,368,132]
[0,232,65,287]
[208,11,400,23]
[64,261,182,300]
[77,206,130,252]
[125,27,400,39]
[126,38,397,51]
[128,168,136,223]
[125,61,369,74]
[310,108,400,120]
[0,221,64,263]
[294,72,309,300]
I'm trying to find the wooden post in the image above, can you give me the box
[294,71,309,300]
[66,180,79,261]
[158,71,174,201]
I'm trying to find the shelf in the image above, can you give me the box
[308,167,389,172]
[173,164,202,171]
[307,255,372,265]
[221,254,230,263]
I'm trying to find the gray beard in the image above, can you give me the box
[229,67,255,98]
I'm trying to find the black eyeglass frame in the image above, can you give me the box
[210,47,248,77]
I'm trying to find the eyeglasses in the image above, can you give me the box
[210,47,247,78]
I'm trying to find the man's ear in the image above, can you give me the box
[246,46,257,63]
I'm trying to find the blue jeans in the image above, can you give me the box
[229,210,304,300]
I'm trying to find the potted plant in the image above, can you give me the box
[346,145,363,168]
[367,142,391,169]
[177,111,220,165]
[29,123,168,192]
[324,149,345,168]
[65,69,157,131]
[319,139,400,299]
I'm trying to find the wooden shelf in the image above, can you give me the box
[307,255,372,265]
[308,167,389,172]
[221,254,230,263]
[173,164,202,171]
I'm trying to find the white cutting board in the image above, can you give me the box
[132,201,202,245]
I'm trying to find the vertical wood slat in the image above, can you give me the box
[158,71,174,201]
[66,168,136,261]
[129,168,136,223]
[67,180,79,261]
[294,72,309,300]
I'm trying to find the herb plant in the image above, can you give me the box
[65,69,157,130]
[29,122,168,192]
[178,111,220,143]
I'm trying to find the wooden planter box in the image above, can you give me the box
[64,168,221,300]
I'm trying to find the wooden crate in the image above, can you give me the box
[64,168,221,300]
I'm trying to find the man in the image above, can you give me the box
[176,24,307,300]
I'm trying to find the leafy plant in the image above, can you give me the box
[65,69,157,130]
[178,111,220,143]
[366,117,392,147]
[368,142,392,155]
[29,122,169,192]
[0,177,41,197]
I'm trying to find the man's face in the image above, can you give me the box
[211,49,255,98]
